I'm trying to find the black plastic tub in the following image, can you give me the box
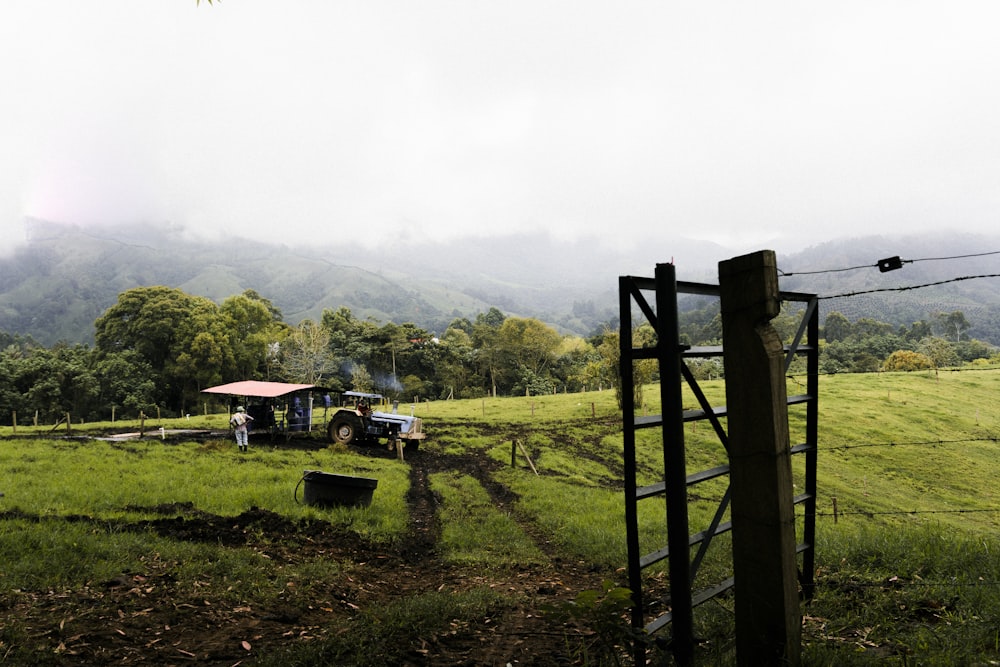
[296,470,378,508]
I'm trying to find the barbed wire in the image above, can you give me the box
[820,576,1000,589]
[778,249,1000,277]
[820,436,999,452]
[819,273,1000,300]
[813,507,1000,518]
[781,366,1000,387]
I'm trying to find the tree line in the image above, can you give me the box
[2,286,996,426]
[0,286,621,424]
[819,309,998,373]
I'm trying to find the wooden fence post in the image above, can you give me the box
[516,440,538,475]
[719,250,801,667]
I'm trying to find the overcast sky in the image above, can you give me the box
[3,1,1000,255]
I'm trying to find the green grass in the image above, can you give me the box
[3,371,1000,663]
[0,438,411,541]
[429,471,545,566]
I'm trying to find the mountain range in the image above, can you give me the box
[2,219,1000,347]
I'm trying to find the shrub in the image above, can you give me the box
[882,349,934,372]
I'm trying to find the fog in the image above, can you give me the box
[4,2,1000,256]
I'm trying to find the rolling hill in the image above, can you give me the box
[2,219,1000,346]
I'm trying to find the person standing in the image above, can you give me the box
[230,406,254,452]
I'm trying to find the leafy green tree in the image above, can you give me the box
[0,347,23,424]
[597,325,656,410]
[95,350,158,418]
[955,339,994,363]
[595,331,622,408]
[552,336,598,393]
[366,321,438,397]
[280,320,338,386]
[823,312,852,343]
[678,299,721,345]
[472,309,507,396]
[933,311,971,343]
[904,320,933,342]
[514,368,555,396]
[477,307,507,329]
[772,303,807,342]
[10,344,100,422]
[446,316,474,336]
[437,326,479,398]
[94,286,232,412]
[917,336,960,368]
[853,318,896,340]
[221,291,289,380]
[497,317,562,381]
[632,323,658,408]
[322,306,382,387]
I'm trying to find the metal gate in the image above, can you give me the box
[619,262,818,664]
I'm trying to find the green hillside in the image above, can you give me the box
[778,233,1000,343]
[0,221,479,345]
[4,220,1000,348]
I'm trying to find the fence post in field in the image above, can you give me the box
[65,412,71,433]
[719,250,801,667]
[11,411,16,434]
[516,440,538,475]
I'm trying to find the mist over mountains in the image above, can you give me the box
[3,219,1000,346]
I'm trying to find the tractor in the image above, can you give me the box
[327,391,425,451]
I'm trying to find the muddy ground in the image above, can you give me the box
[0,436,650,666]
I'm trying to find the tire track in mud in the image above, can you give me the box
[407,448,570,566]
[408,421,617,564]
[400,453,443,564]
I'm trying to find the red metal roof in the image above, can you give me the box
[201,381,315,398]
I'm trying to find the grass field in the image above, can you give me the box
[1,369,1000,664]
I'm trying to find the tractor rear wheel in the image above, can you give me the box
[328,418,356,445]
